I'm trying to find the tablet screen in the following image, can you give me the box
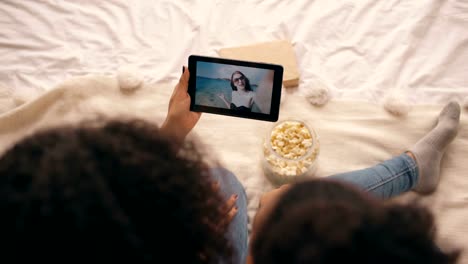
[188,55,283,122]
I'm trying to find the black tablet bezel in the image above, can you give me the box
[188,55,283,122]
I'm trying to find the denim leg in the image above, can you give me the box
[328,154,419,199]
[210,167,248,264]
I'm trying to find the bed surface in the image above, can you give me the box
[1,0,468,261]
[1,0,467,103]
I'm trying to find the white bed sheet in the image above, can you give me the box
[1,1,468,260]
[1,0,467,103]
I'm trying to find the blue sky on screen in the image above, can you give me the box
[196,61,271,85]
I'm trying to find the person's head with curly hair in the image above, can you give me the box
[250,179,460,264]
[0,119,232,263]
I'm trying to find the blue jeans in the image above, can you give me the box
[329,153,419,199]
[212,153,419,264]
[210,168,249,264]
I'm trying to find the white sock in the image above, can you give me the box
[409,101,461,194]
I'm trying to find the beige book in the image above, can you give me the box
[218,40,300,88]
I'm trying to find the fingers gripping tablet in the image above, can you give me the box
[188,55,283,122]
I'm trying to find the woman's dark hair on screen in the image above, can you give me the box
[230,71,252,91]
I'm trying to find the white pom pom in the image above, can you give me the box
[304,78,330,106]
[117,66,143,92]
[383,92,412,116]
[463,96,468,110]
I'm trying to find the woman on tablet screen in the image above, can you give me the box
[218,71,255,112]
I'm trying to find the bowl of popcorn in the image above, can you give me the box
[262,119,320,186]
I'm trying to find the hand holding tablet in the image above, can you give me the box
[188,55,284,122]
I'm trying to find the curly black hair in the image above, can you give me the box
[0,119,232,263]
[252,179,460,264]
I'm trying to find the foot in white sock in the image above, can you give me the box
[408,101,461,194]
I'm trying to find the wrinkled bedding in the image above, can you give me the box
[1,0,467,103]
[1,0,468,261]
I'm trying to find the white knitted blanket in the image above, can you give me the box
[1,76,467,262]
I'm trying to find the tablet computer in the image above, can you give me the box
[188,55,284,122]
